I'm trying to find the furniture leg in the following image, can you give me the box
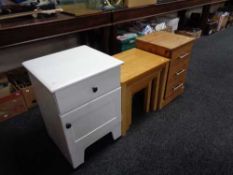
[121,84,132,135]
[144,81,152,112]
[151,72,161,111]
[159,64,169,109]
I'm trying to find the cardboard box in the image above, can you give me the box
[125,0,157,8]
[21,85,37,109]
[166,17,180,31]
[0,91,27,122]
[217,12,230,31]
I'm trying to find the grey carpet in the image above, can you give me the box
[1,27,233,175]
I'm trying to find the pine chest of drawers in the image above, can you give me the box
[23,46,123,168]
[136,31,195,108]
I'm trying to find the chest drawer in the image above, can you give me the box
[171,43,193,59]
[164,83,185,104]
[168,56,189,82]
[55,67,120,115]
[165,78,185,98]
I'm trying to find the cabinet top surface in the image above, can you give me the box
[113,48,169,83]
[22,45,123,92]
[137,31,195,50]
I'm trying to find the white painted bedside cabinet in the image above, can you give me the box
[22,46,123,168]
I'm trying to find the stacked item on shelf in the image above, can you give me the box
[62,0,124,16]
[157,0,177,4]
[177,28,202,39]
[176,12,202,38]
[0,0,62,21]
[216,6,233,30]
[102,0,124,10]
[124,0,157,8]
[156,14,180,32]
[216,11,230,31]
[116,15,180,51]
[62,0,124,12]
[204,13,219,35]
[203,7,232,35]
[128,15,179,35]
[116,33,138,51]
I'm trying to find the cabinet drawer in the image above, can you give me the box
[164,85,184,106]
[170,50,190,70]
[61,88,121,143]
[165,80,185,98]
[168,58,189,82]
[55,67,120,115]
[171,43,193,59]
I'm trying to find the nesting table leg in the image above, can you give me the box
[121,84,132,135]
[144,81,152,112]
[158,63,169,110]
[151,71,161,111]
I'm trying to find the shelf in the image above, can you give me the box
[112,0,228,24]
[0,12,112,49]
[0,0,228,49]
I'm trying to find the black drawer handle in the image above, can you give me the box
[92,87,98,93]
[66,123,72,129]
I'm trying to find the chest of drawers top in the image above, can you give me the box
[23,45,123,93]
[136,31,195,59]
[137,31,194,50]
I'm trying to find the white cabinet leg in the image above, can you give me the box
[111,124,121,140]
[72,146,85,169]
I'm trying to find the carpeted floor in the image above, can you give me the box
[1,27,233,175]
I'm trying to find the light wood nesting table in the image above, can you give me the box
[114,48,169,135]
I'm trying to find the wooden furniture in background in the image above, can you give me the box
[0,0,228,51]
[112,0,227,25]
[0,12,112,49]
[124,0,157,8]
[61,3,101,16]
[114,48,169,135]
[136,31,195,108]
[21,85,37,109]
[0,91,27,122]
